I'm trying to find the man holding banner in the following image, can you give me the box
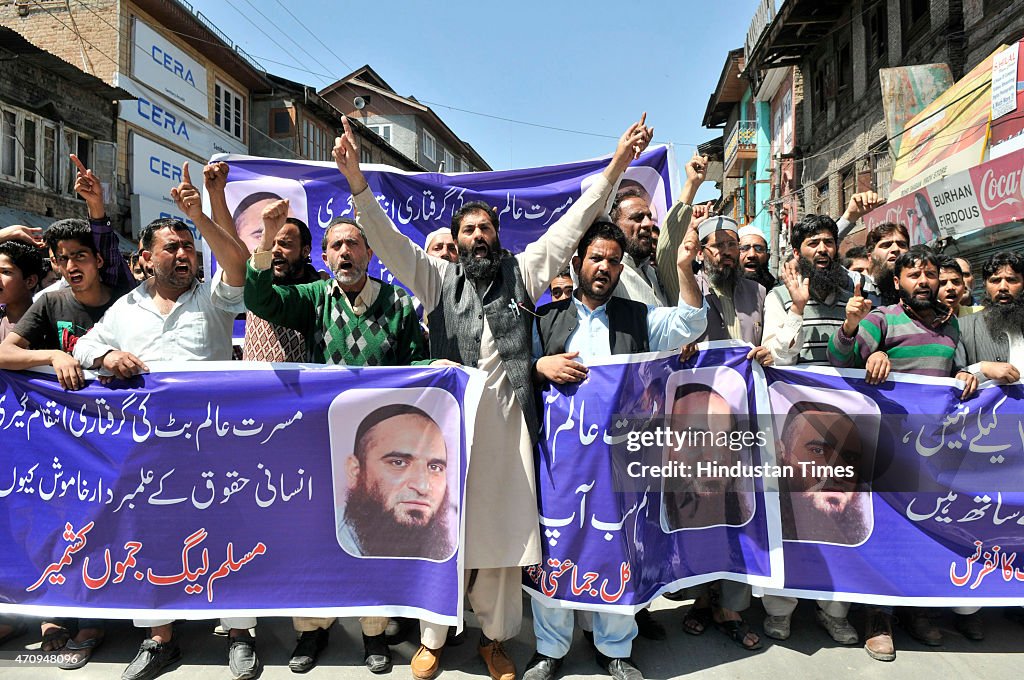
[525,216,706,680]
[72,166,258,680]
[331,114,652,680]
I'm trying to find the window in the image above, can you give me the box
[841,169,855,211]
[270,108,292,136]
[1,110,15,177]
[360,146,373,164]
[64,130,91,195]
[42,124,58,190]
[422,129,437,162]
[902,0,930,42]
[816,181,830,215]
[865,2,888,64]
[301,118,331,161]
[367,123,392,144]
[443,148,455,172]
[812,64,828,117]
[215,81,245,141]
[837,42,852,97]
[22,118,36,185]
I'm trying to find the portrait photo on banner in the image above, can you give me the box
[328,387,462,562]
[582,164,670,224]
[660,366,757,532]
[768,381,880,547]
[224,176,310,253]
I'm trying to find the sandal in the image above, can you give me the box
[715,619,762,651]
[40,625,70,652]
[682,607,712,636]
[58,635,104,670]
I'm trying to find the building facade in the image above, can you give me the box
[0,25,127,234]
[320,65,491,173]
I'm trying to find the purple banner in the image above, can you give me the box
[0,363,482,622]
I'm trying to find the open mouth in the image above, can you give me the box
[913,289,931,298]
[995,293,1013,303]
[174,264,190,274]
[473,244,489,258]
[68,273,84,285]
[814,256,831,268]
[592,274,610,288]
[271,257,287,268]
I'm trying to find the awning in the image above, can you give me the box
[0,206,54,230]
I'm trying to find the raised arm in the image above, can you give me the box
[72,154,134,290]
[171,162,249,287]
[203,161,237,250]
[656,154,707,302]
[520,115,655,300]
[333,117,444,310]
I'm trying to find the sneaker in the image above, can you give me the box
[523,652,562,680]
[363,633,392,674]
[762,614,791,640]
[478,637,515,680]
[289,628,328,673]
[815,608,858,644]
[863,608,895,662]
[228,636,259,680]
[955,612,985,641]
[121,639,182,680]
[596,653,644,680]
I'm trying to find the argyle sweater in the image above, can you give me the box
[827,302,961,377]
[244,262,426,366]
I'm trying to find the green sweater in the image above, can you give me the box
[244,262,427,366]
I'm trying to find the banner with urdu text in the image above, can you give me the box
[525,342,1024,612]
[0,363,481,624]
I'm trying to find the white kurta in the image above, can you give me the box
[353,176,614,568]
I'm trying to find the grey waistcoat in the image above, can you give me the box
[427,255,539,442]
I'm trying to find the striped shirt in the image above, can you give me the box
[827,303,961,377]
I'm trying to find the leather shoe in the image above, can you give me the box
[228,635,259,680]
[121,638,182,680]
[863,608,895,662]
[903,609,942,646]
[634,609,665,641]
[478,637,515,680]
[289,628,328,673]
[522,652,562,680]
[955,612,985,641]
[411,644,443,680]
[363,633,392,674]
[596,653,644,680]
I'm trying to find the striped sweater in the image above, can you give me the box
[827,303,961,377]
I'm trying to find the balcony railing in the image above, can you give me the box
[724,120,758,175]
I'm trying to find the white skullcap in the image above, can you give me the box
[425,228,451,250]
[698,215,739,242]
[737,225,766,241]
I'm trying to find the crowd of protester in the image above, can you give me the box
[1,113,1023,680]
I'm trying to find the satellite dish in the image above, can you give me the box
[353,96,366,110]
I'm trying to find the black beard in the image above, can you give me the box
[743,263,776,290]
[273,259,315,285]
[873,265,900,305]
[579,271,618,305]
[705,259,737,291]
[626,235,653,264]
[982,293,1024,338]
[458,237,502,282]
[797,257,847,301]
[344,480,453,560]
[899,287,939,313]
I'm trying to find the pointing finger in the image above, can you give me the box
[70,153,87,175]
[182,161,191,186]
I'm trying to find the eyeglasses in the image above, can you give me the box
[739,244,767,254]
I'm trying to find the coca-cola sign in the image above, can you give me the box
[977,164,1024,212]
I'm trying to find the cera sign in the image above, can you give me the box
[130,132,203,216]
[131,17,208,116]
[117,74,247,160]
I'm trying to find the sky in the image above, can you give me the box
[190,0,763,203]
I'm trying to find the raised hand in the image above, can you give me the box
[842,280,873,336]
[260,198,290,249]
[536,352,588,385]
[203,161,229,194]
[781,258,810,314]
[843,191,884,223]
[71,154,104,217]
[332,117,368,194]
[685,153,708,184]
[170,162,203,220]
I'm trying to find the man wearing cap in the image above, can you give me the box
[737,225,775,291]
[425,228,458,263]
[673,212,767,652]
